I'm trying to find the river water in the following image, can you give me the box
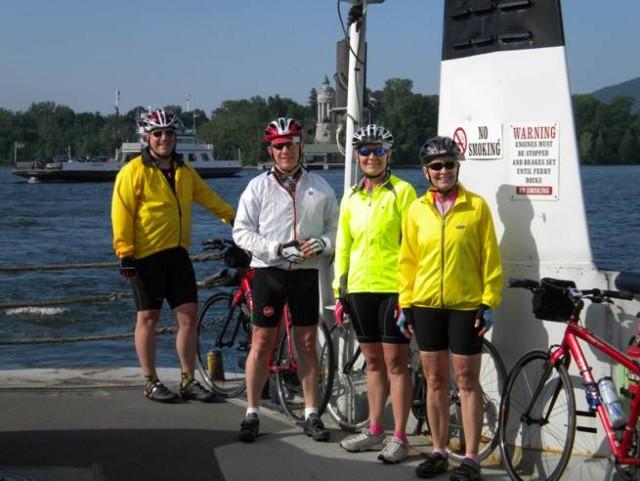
[0,165,638,368]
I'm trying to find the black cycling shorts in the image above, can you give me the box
[412,307,482,355]
[347,293,408,345]
[252,267,319,328]
[130,247,198,311]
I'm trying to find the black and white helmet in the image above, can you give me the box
[351,124,394,148]
[419,136,464,164]
[138,109,182,134]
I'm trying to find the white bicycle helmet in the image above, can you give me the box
[138,109,182,134]
[351,124,394,148]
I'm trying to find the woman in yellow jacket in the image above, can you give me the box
[111,109,235,403]
[397,136,503,481]
[334,125,417,463]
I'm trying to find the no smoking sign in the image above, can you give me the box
[453,127,467,155]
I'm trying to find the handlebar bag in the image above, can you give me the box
[532,278,576,322]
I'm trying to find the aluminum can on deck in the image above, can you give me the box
[207,349,225,381]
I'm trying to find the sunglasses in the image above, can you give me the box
[271,142,298,150]
[427,160,458,171]
[357,146,389,157]
[151,130,176,139]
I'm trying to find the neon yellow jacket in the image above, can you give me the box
[111,150,235,260]
[333,174,417,296]
[398,184,503,310]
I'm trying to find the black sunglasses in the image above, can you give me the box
[357,146,388,157]
[271,142,298,150]
[427,160,458,171]
[151,130,176,138]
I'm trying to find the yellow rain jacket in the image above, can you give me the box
[398,184,503,310]
[111,150,235,260]
[333,174,417,296]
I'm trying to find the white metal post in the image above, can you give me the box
[343,3,367,195]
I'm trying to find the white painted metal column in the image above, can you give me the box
[342,3,367,194]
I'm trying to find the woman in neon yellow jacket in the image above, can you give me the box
[334,125,417,464]
[397,136,503,480]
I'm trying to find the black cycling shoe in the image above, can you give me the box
[144,381,179,403]
[302,414,330,442]
[415,452,449,479]
[239,413,260,443]
[449,458,481,481]
[179,379,221,402]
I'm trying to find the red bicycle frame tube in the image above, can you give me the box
[551,319,640,465]
[231,268,297,374]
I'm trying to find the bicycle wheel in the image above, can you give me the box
[196,292,251,398]
[499,350,576,481]
[422,338,507,462]
[275,321,335,426]
[327,325,370,432]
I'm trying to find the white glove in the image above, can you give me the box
[306,238,326,255]
[279,241,304,263]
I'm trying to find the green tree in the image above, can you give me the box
[375,78,438,164]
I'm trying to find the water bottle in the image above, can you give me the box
[598,376,626,429]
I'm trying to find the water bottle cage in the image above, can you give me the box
[584,382,601,411]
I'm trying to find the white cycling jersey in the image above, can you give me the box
[233,167,339,270]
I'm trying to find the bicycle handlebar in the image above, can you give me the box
[508,278,539,290]
[509,277,634,302]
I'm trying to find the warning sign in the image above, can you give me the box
[508,122,559,201]
[455,123,502,160]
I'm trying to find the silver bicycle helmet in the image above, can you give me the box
[138,109,182,134]
[351,124,394,148]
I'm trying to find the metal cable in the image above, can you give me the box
[0,326,177,346]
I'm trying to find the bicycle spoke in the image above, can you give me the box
[327,325,370,432]
[445,338,506,462]
[196,293,250,397]
[275,322,335,426]
[500,350,575,481]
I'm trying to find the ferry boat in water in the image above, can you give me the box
[11,126,243,182]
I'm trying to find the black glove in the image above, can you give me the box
[475,304,493,332]
[119,256,137,280]
[396,307,414,336]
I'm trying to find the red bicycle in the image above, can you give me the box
[499,276,638,481]
[195,239,335,425]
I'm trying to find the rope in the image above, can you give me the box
[0,326,177,346]
[0,276,233,310]
[0,292,133,310]
[0,252,223,273]
[0,252,229,309]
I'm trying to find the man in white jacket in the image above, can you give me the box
[233,117,339,443]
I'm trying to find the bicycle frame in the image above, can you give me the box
[225,268,297,374]
[549,320,640,466]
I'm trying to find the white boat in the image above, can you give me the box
[12,126,242,182]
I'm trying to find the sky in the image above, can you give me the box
[1,0,639,115]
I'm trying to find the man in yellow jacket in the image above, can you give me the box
[111,109,235,403]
